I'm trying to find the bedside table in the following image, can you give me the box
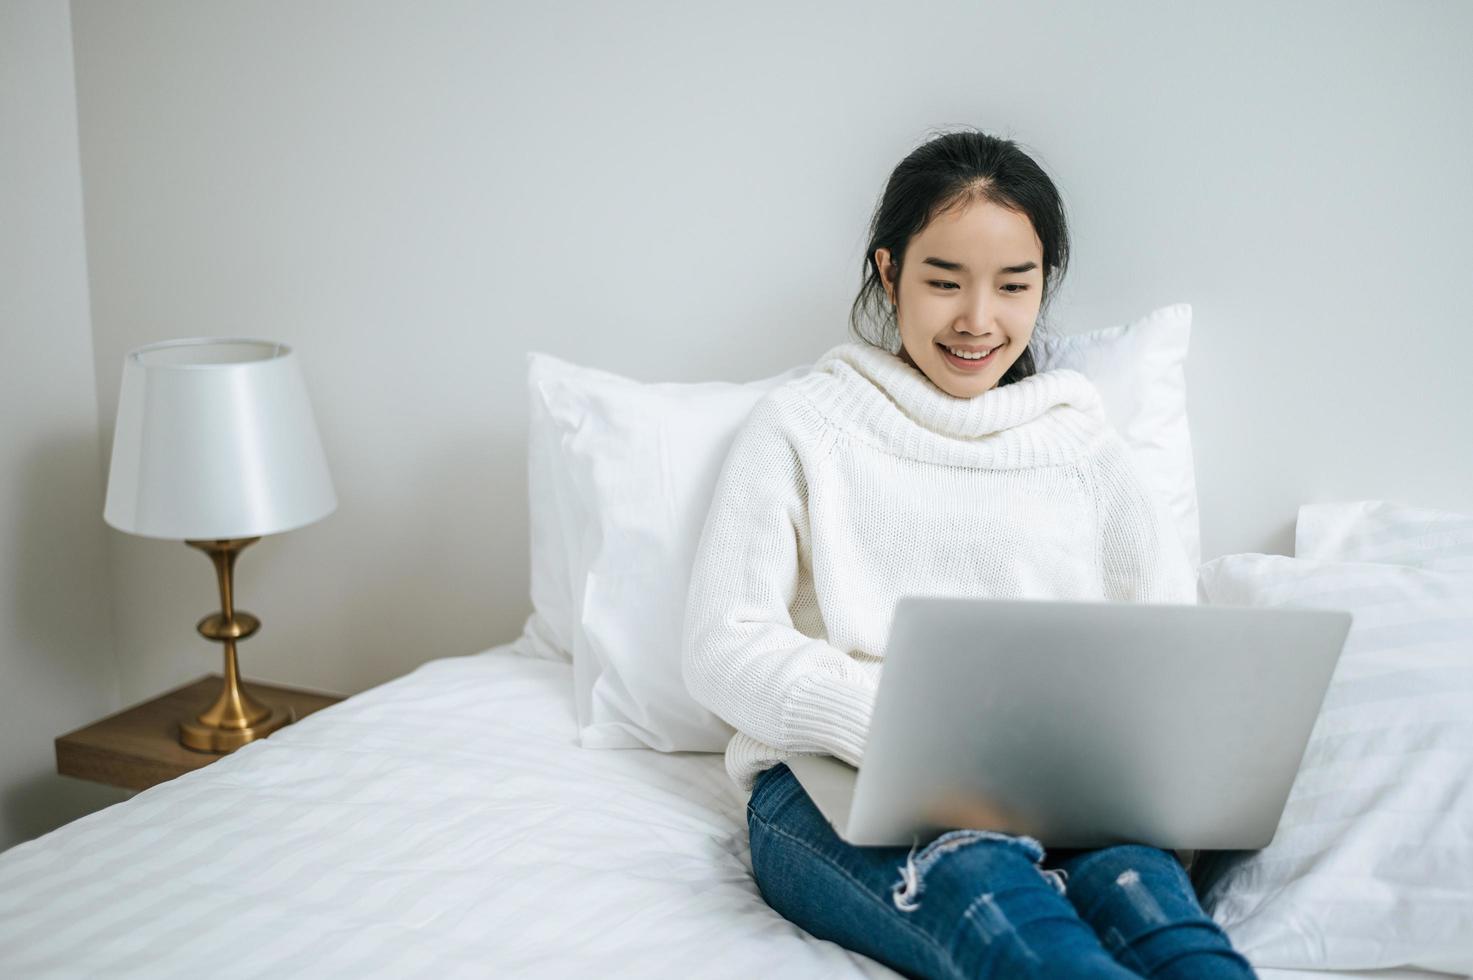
[55,674,345,791]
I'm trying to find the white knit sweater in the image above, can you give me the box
[680,340,1198,798]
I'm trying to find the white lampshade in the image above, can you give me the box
[104,338,337,540]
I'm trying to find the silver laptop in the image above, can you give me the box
[785,596,1352,850]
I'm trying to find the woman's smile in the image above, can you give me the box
[938,342,1003,372]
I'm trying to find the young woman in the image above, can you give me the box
[680,129,1257,979]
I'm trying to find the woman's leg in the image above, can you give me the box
[1046,844,1258,979]
[746,763,1140,980]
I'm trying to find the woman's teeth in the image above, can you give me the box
[942,344,997,360]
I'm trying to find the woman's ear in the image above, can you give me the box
[875,247,896,305]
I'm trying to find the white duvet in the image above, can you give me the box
[0,642,1454,979]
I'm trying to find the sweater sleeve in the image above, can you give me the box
[681,396,876,769]
[1094,434,1198,606]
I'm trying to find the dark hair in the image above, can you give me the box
[848,127,1071,388]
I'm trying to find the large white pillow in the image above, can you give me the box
[1035,302,1201,569]
[1192,553,1473,975]
[532,355,809,749]
[1296,499,1473,571]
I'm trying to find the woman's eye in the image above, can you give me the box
[928,281,1028,293]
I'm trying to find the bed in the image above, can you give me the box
[4,309,1469,977]
[0,637,1459,979]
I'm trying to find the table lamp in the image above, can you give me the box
[103,338,337,753]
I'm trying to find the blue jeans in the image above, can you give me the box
[747,762,1258,980]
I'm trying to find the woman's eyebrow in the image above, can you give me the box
[921,256,1039,275]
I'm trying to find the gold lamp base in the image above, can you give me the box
[178,678,293,752]
[180,537,295,754]
[180,709,292,752]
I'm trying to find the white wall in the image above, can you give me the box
[0,0,130,853]
[8,0,1470,844]
[69,0,1473,703]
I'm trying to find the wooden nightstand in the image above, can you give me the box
[55,674,345,791]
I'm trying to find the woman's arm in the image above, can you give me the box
[681,395,876,768]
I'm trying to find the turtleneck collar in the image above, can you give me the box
[793,341,1109,467]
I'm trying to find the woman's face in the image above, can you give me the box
[875,198,1045,397]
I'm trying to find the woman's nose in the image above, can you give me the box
[957,308,1000,338]
[959,293,1000,334]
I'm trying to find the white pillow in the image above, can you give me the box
[533,355,809,749]
[1035,302,1202,569]
[518,304,1204,751]
[1192,553,1473,975]
[1296,499,1473,571]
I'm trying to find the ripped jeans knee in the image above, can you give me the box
[890,828,1069,913]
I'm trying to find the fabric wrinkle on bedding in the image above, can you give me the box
[0,644,898,979]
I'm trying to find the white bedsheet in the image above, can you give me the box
[0,642,1458,979]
